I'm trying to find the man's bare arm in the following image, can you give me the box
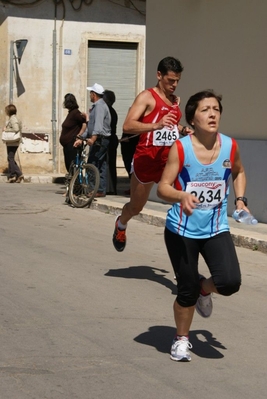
[123,90,177,134]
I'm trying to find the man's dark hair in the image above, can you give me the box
[63,93,79,110]
[185,90,223,127]
[157,56,184,76]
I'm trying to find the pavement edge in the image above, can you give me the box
[91,201,267,255]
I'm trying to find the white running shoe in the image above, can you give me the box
[195,293,213,318]
[170,336,192,362]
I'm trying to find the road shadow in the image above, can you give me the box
[134,326,226,359]
[105,265,177,295]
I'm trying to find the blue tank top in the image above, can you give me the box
[166,133,237,238]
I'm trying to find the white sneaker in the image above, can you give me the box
[195,294,213,318]
[170,336,192,362]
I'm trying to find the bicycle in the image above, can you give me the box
[65,140,100,208]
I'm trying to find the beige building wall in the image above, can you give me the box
[0,1,145,175]
[146,0,266,140]
[146,0,267,222]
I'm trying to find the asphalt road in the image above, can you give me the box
[0,183,266,399]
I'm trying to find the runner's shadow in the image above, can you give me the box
[134,326,226,359]
[105,265,177,294]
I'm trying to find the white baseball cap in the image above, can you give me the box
[86,83,105,95]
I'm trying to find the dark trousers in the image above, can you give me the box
[88,137,110,194]
[7,145,23,178]
[165,228,241,307]
[63,142,78,173]
[120,133,139,178]
[108,135,119,194]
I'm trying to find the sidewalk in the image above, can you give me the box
[0,173,65,185]
[1,169,267,254]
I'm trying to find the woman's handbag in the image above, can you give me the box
[2,131,21,144]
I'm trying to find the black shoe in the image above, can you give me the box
[6,176,16,183]
[112,215,126,252]
[16,175,24,183]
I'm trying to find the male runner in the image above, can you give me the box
[112,56,192,251]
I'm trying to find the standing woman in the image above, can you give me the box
[103,90,118,195]
[158,90,251,362]
[3,104,23,183]
[59,93,86,173]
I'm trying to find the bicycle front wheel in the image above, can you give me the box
[69,164,100,208]
[65,161,77,204]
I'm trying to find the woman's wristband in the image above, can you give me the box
[235,196,248,206]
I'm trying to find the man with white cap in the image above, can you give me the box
[75,83,111,197]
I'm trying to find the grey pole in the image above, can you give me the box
[9,41,14,104]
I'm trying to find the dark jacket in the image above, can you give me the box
[60,108,85,146]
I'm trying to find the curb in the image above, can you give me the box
[230,234,267,254]
[28,176,65,184]
[91,201,267,255]
[0,175,65,184]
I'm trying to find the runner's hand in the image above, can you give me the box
[157,112,177,129]
[180,192,200,216]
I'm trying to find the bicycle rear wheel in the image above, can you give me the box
[69,164,100,208]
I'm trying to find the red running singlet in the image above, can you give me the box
[132,88,182,184]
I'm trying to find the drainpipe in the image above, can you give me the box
[51,3,57,173]
[57,19,64,173]
[9,41,14,103]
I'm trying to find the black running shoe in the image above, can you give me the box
[112,215,126,252]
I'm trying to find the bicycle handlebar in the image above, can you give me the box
[76,136,88,142]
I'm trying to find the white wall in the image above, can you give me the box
[0,1,145,174]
